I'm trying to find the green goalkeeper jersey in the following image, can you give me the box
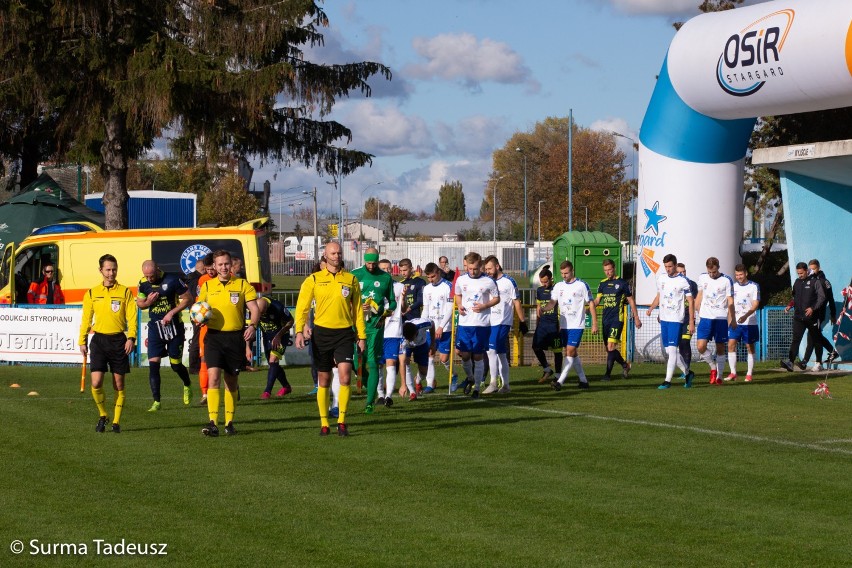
[351,265,397,331]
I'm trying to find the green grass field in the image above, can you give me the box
[2,362,850,567]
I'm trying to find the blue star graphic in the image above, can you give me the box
[643,201,667,236]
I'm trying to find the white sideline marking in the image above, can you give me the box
[815,439,852,445]
[481,399,852,456]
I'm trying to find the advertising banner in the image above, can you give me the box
[0,307,84,363]
[634,146,744,304]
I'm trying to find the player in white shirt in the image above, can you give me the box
[646,254,696,389]
[482,255,528,394]
[400,318,435,401]
[454,252,500,399]
[694,256,736,384]
[422,262,455,393]
[540,260,597,391]
[727,263,760,382]
[378,259,406,408]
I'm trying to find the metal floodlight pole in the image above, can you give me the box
[377,202,382,253]
[609,130,638,270]
[303,188,319,258]
[568,108,573,232]
[515,147,528,273]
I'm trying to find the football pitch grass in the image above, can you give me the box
[2,362,850,567]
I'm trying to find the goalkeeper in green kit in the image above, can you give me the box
[351,247,397,414]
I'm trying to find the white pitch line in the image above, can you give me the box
[815,439,852,445]
[478,398,852,456]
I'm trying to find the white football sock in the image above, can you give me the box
[498,353,510,387]
[486,349,499,384]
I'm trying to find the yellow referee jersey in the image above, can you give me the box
[197,276,257,332]
[78,283,139,345]
[294,268,366,339]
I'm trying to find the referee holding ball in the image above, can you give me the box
[196,250,260,437]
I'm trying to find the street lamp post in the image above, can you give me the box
[288,202,302,218]
[377,202,382,253]
[302,188,319,258]
[269,185,304,239]
[491,174,506,252]
[610,131,638,266]
[584,206,588,231]
[515,147,528,273]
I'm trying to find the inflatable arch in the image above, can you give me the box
[636,0,852,302]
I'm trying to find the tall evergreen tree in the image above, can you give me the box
[0,1,390,228]
[434,180,467,221]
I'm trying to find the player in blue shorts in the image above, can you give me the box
[647,254,695,389]
[136,260,194,411]
[483,255,527,394]
[379,259,406,407]
[541,260,597,391]
[726,264,760,382]
[454,252,499,399]
[422,262,454,393]
[400,318,435,401]
[694,257,736,384]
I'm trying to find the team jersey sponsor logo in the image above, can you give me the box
[716,9,794,97]
[180,244,212,275]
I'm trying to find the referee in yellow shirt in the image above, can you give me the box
[294,241,366,436]
[78,254,138,434]
[196,250,260,437]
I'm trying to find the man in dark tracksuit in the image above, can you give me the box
[781,262,835,371]
[800,259,839,369]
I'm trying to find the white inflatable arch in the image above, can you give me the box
[636,0,852,302]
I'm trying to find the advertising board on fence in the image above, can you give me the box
[0,307,84,363]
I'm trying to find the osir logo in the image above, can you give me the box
[716,9,794,97]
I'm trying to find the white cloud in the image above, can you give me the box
[391,158,493,217]
[339,101,437,158]
[405,33,539,93]
[440,115,508,159]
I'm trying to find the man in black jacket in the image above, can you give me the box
[781,262,836,371]
[799,259,839,370]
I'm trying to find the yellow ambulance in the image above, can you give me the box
[0,219,272,304]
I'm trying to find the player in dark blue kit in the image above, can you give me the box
[136,260,194,411]
[399,258,425,323]
[533,265,563,383]
[257,295,296,399]
[593,259,641,381]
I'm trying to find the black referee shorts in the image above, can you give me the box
[90,333,131,375]
[312,325,356,372]
[204,330,245,376]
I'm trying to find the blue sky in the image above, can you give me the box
[252,0,769,219]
